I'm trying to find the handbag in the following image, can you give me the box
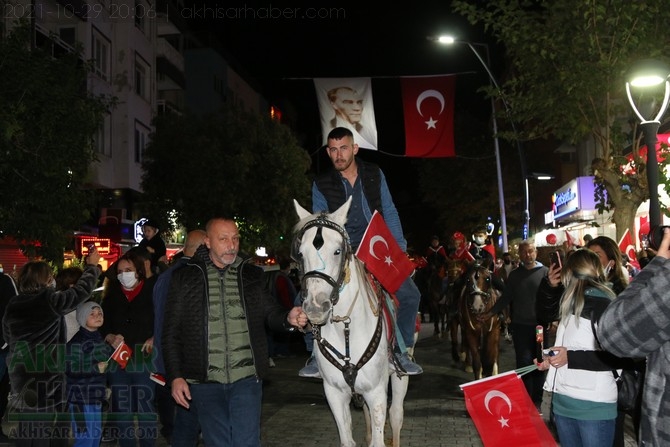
[590,311,643,414]
[613,364,644,414]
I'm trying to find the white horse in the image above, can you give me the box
[293,198,409,447]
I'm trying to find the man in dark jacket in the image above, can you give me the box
[162,217,307,447]
[306,126,423,378]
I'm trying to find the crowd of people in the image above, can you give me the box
[0,219,308,447]
[2,125,669,447]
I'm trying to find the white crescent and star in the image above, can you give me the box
[369,235,393,266]
[484,390,512,428]
[119,350,130,361]
[416,89,445,130]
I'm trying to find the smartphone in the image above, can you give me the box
[86,244,96,253]
[549,251,562,269]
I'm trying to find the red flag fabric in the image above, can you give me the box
[460,371,557,446]
[110,342,133,369]
[401,75,456,158]
[355,211,415,293]
[565,230,575,248]
[618,229,641,270]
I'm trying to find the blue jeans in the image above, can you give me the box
[395,276,421,350]
[171,402,201,447]
[186,377,262,447]
[553,412,615,447]
[108,366,157,447]
[70,403,102,447]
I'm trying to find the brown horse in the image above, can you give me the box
[458,263,501,379]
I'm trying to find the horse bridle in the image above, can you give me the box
[463,266,496,331]
[292,214,352,306]
[292,215,386,391]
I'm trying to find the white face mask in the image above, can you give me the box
[474,236,486,245]
[117,271,139,289]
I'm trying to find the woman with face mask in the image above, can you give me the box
[100,250,157,447]
[3,251,101,447]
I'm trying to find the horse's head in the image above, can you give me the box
[463,264,495,314]
[292,198,353,325]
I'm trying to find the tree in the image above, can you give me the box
[0,25,113,264]
[140,105,312,254]
[453,0,670,241]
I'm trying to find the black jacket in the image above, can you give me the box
[66,327,110,405]
[2,264,99,410]
[162,246,293,384]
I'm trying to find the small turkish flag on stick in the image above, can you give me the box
[109,341,133,369]
[355,211,415,293]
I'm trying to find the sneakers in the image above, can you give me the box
[298,354,321,378]
[391,352,423,375]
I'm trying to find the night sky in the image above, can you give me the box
[180,1,505,246]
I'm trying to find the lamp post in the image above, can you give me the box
[525,173,554,238]
[434,36,509,252]
[625,59,670,228]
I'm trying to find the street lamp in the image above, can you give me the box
[625,59,670,228]
[436,36,509,252]
[525,173,555,239]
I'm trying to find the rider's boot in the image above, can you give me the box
[298,353,321,378]
[389,347,423,375]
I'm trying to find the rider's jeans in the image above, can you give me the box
[396,277,422,351]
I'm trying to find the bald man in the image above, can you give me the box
[152,229,206,445]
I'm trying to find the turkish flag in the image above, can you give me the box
[109,342,133,369]
[460,371,557,446]
[401,75,456,158]
[355,211,415,293]
[618,229,641,270]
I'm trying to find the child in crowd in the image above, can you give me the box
[66,301,110,447]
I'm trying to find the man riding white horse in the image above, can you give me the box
[299,126,422,378]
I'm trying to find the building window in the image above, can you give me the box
[94,114,112,156]
[134,121,150,163]
[134,52,150,100]
[92,29,110,81]
[59,27,76,47]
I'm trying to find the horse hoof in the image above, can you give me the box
[465,365,473,373]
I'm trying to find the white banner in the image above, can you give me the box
[314,78,378,150]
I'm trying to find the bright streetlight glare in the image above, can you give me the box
[627,59,670,87]
[437,35,456,45]
[630,75,666,87]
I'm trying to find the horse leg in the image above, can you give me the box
[388,374,409,447]
[361,386,389,447]
[483,322,501,377]
[429,296,440,336]
[450,317,460,363]
[322,386,356,447]
[468,332,483,379]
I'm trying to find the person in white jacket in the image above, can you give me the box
[535,249,618,447]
